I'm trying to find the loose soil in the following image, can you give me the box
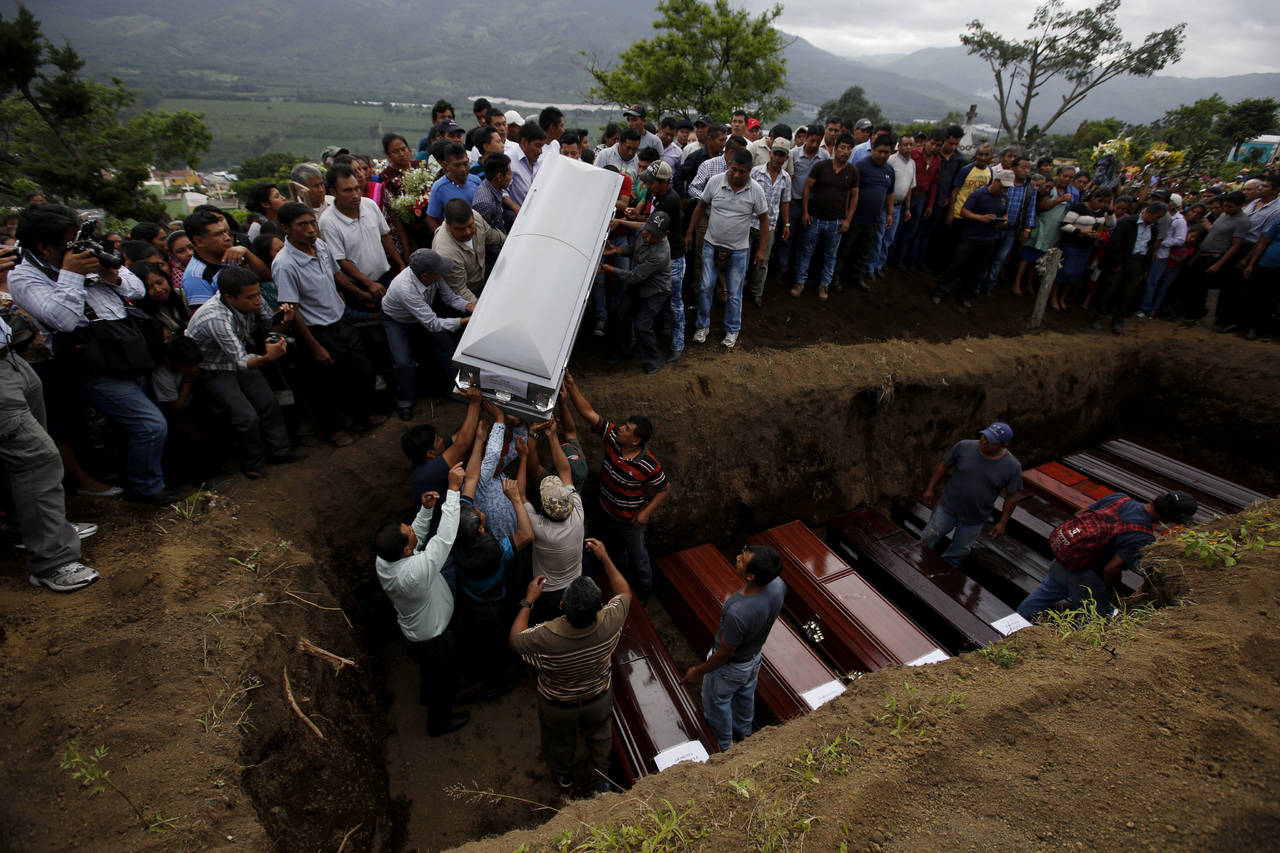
[1,273,1278,853]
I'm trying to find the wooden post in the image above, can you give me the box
[1029,248,1062,328]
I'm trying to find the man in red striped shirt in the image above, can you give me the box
[562,372,670,601]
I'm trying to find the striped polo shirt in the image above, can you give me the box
[511,595,630,702]
[593,419,669,522]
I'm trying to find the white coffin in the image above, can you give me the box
[452,155,622,419]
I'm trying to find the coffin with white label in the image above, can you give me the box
[826,509,1031,653]
[657,544,845,724]
[746,522,951,673]
[452,155,622,419]
[594,569,720,786]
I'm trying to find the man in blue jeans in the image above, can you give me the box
[920,422,1023,566]
[10,204,173,504]
[380,249,474,419]
[683,544,785,751]
[684,149,769,349]
[1016,491,1197,621]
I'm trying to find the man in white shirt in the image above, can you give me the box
[318,164,404,304]
[381,249,475,417]
[594,128,642,183]
[684,149,769,349]
[374,463,470,736]
[507,123,546,208]
[747,139,792,307]
[874,134,917,277]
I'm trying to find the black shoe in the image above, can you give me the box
[1090,318,1104,331]
[266,451,308,465]
[428,712,470,737]
[1217,324,1239,334]
[124,488,180,506]
[666,348,684,363]
[751,294,763,307]
[1111,320,1124,336]
[1244,329,1259,341]
[930,295,942,304]
[555,774,575,794]
[397,405,414,421]
[829,282,845,294]
[481,676,521,701]
[643,363,662,375]
[959,299,972,309]
[856,279,872,293]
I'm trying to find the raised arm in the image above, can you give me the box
[545,420,573,485]
[561,371,601,430]
[505,437,533,549]
[462,419,491,499]
[585,538,631,603]
[443,386,483,466]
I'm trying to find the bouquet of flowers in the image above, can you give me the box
[388,159,441,224]
[1090,137,1132,166]
[1141,142,1185,170]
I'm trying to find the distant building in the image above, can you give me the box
[151,168,202,192]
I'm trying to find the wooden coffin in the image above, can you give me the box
[1023,461,1113,513]
[1099,438,1271,510]
[746,522,949,673]
[594,570,719,786]
[826,509,1031,653]
[891,500,1042,611]
[1061,452,1220,524]
[656,545,845,724]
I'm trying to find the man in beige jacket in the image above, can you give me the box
[431,198,506,302]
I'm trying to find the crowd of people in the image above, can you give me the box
[0,96,1270,796]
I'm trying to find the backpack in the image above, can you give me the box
[1048,497,1151,572]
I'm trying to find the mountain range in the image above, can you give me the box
[19,0,1278,129]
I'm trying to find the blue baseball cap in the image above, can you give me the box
[981,422,1013,445]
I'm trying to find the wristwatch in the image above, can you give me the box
[519,599,534,609]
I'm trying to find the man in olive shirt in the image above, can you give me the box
[511,539,631,797]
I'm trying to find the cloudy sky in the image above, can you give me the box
[742,0,1279,78]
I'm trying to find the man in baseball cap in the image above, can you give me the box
[921,421,1024,565]
[381,249,473,418]
[1017,488,1200,622]
[598,210,673,374]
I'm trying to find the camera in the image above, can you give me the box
[66,219,123,270]
[267,334,283,344]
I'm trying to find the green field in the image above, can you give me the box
[156,97,438,167]
[159,97,626,169]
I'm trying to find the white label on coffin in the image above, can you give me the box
[652,740,710,772]
[478,370,529,401]
[906,648,950,666]
[991,613,1033,636]
[801,679,846,710]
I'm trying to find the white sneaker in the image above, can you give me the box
[722,332,738,348]
[692,327,709,344]
[1134,311,1147,319]
[29,561,100,593]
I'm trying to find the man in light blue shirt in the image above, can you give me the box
[374,462,468,736]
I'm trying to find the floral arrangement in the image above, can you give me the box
[1090,137,1132,165]
[387,158,441,224]
[1140,142,1186,170]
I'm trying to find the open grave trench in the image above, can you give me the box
[231,330,1280,852]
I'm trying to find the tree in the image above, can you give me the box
[815,86,883,127]
[961,0,1186,145]
[586,0,791,122]
[1147,95,1278,175]
[228,152,300,202]
[0,3,211,219]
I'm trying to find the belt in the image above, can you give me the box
[540,688,608,709]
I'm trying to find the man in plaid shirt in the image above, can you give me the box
[184,267,304,478]
[982,155,1037,294]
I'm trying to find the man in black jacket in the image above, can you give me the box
[1093,202,1165,335]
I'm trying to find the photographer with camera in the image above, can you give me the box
[183,267,305,480]
[9,204,174,504]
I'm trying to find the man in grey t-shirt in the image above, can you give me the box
[920,421,1024,566]
[683,544,785,751]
